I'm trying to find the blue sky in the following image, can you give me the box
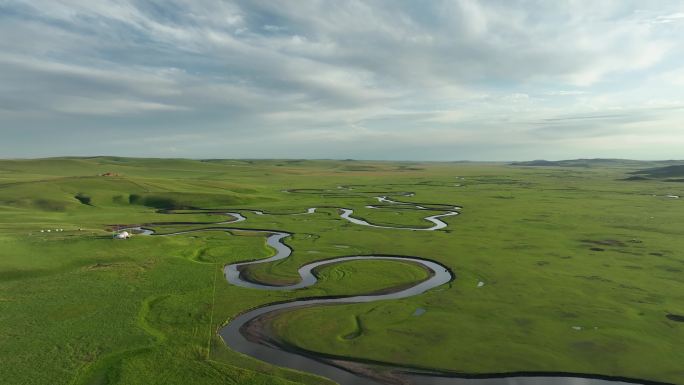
[1,0,683,160]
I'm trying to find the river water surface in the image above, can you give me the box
[126,195,667,385]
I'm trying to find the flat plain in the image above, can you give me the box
[0,157,682,385]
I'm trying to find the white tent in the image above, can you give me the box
[114,231,130,239]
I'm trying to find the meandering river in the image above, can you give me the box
[125,192,665,385]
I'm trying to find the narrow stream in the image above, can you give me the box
[125,193,667,385]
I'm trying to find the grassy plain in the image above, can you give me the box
[0,157,682,385]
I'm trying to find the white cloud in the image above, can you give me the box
[53,97,189,115]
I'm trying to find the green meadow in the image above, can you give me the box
[0,157,682,385]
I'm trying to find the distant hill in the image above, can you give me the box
[510,160,561,166]
[510,159,682,168]
[627,165,684,180]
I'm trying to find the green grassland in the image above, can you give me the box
[0,157,683,385]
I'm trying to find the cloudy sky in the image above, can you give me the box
[1,0,683,160]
